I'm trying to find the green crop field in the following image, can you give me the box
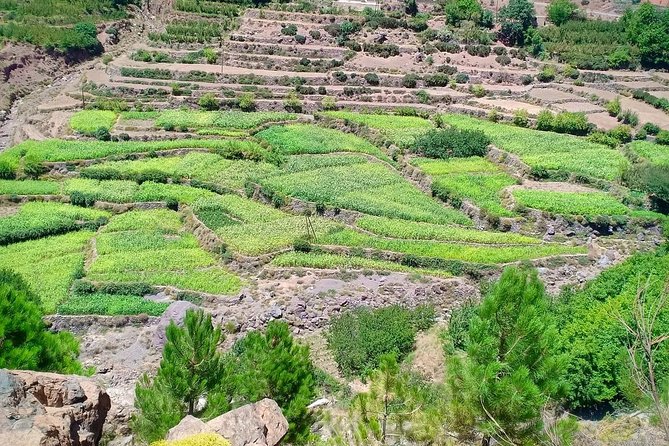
[441,114,627,180]
[152,110,297,130]
[0,202,109,245]
[322,111,434,147]
[87,209,243,295]
[271,252,452,278]
[259,156,471,225]
[0,231,94,313]
[630,140,669,166]
[512,189,665,221]
[69,110,118,135]
[256,124,392,162]
[320,228,586,264]
[413,157,518,218]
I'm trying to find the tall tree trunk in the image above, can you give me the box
[188,398,195,415]
[481,434,491,446]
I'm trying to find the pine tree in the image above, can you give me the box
[230,321,316,444]
[446,267,568,446]
[0,269,82,374]
[132,309,225,443]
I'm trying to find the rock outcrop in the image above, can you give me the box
[0,369,111,446]
[167,399,288,446]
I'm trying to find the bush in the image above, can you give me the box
[402,73,419,88]
[309,29,321,40]
[198,93,219,111]
[321,96,337,110]
[424,73,449,87]
[656,130,669,145]
[606,97,621,117]
[364,72,380,86]
[333,71,347,82]
[513,109,529,127]
[487,109,501,122]
[454,72,469,83]
[237,92,256,112]
[326,305,435,377]
[495,54,512,65]
[412,127,490,159]
[536,65,556,82]
[363,43,400,57]
[551,111,592,136]
[416,90,430,104]
[536,109,554,131]
[281,24,298,36]
[608,124,632,143]
[619,109,639,127]
[521,74,533,85]
[642,122,661,135]
[94,127,112,141]
[284,92,303,113]
[469,84,486,97]
[151,433,231,446]
[294,34,306,44]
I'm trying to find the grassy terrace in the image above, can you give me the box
[258,154,472,225]
[0,231,94,313]
[257,124,393,163]
[319,228,586,264]
[512,189,666,221]
[630,140,669,166]
[413,157,519,218]
[441,114,627,181]
[321,111,434,148]
[87,209,243,295]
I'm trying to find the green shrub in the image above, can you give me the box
[321,96,337,111]
[364,72,380,85]
[326,305,435,376]
[94,127,112,141]
[402,73,419,88]
[642,122,661,135]
[469,84,486,97]
[412,128,490,159]
[198,93,219,111]
[536,65,556,82]
[657,130,669,145]
[281,24,298,36]
[424,73,449,87]
[513,109,529,127]
[608,124,632,143]
[606,97,621,117]
[294,34,306,44]
[237,92,256,112]
[619,109,639,127]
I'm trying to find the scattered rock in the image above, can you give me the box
[207,399,288,446]
[153,301,197,348]
[167,415,214,441]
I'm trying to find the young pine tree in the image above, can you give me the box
[446,267,568,446]
[230,321,316,444]
[132,309,225,443]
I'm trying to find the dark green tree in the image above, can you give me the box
[0,270,82,374]
[229,321,316,444]
[547,0,578,26]
[622,3,669,68]
[497,0,536,46]
[131,309,225,443]
[405,0,418,16]
[446,267,568,445]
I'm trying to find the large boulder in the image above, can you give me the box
[0,369,111,446]
[153,301,197,348]
[168,399,288,446]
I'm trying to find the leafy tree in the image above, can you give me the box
[443,0,484,25]
[229,321,316,444]
[0,270,82,374]
[497,0,536,46]
[622,3,669,68]
[446,267,568,445]
[547,0,578,26]
[412,128,490,159]
[132,309,225,443]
